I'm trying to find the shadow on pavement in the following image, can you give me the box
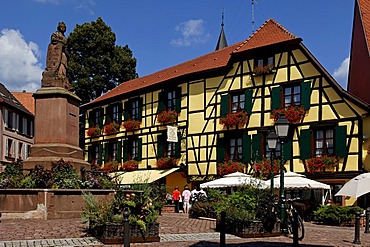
[189,241,332,247]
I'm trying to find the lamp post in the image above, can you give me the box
[267,131,277,195]
[274,115,290,234]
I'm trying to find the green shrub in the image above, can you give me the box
[314,204,363,226]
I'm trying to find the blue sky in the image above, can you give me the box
[0,0,354,93]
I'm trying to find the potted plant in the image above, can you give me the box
[121,160,139,172]
[219,111,248,128]
[83,187,160,244]
[253,159,280,178]
[253,64,275,76]
[104,122,120,134]
[306,155,339,173]
[155,157,178,169]
[122,120,141,131]
[271,105,306,124]
[87,126,101,137]
[217,160,244,176]
[157,110,178,124]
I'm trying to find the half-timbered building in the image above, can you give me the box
[82,18,370,206]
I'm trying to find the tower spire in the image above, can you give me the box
[215,8,228,51]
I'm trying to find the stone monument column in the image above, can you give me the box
[24,22,90,172]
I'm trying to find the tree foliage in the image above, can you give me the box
[67,17,137,104]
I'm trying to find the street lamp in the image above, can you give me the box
[274,115,290,234]
[267,131,277,195]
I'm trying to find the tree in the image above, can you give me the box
[67,17,137,104]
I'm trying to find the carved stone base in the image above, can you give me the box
[41,71,71,90]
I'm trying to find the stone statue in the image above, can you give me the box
[42,22,71,90]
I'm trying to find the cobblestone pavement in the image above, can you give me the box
[0,212,370,246]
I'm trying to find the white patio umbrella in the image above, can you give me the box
[200,172,266,189]
[335,173,370,198]
[267,171,331,190]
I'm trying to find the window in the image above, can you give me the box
[107,141,119,162]
[220,89,253,117]
[284,85,301,107]
[106,103,122,124]
[271,80,311,111]
[255,55,274,67]
[157,133,181,159]
[265,138,282,159]
[217,133,251,163]
[88,108,103,128]
[158,87,182,113]
[24,144,30,160]
[123,138,142,161]
[124,98,143,121]
[300,125,347,160]
[250,132,291,162]
[231,93,245,113]
[4,109,16,130]
[314,128,334,156]
[88,143,102,165]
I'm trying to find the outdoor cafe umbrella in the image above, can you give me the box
[200,172,266,189]
[267,171,331,190]
[335,173,370,198]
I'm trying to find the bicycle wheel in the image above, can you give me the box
[297,215,305,240]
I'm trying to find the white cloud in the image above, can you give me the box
[333,56,349,89]
[34,0,60,4]
[170,19,210,47]
[0,29,42,92]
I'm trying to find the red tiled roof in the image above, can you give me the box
[86,19,300,106]
[358,0,370,52]
[12,92,35,115]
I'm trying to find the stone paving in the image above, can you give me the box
[0,212,370,246]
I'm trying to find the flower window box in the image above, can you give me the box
[87,126,101,137]
[219,111,248,128]
[122,120,141,131]
[217,160,244,176]
[253,64,275,76]
[306,155,339,174]
[271,105,306,124]
[121,160,139,172]
[103,122,120,135]
[157,110,178,124]
[253,159,280,178]
[155,157,178,169]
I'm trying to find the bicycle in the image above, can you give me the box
[284,198,305,241]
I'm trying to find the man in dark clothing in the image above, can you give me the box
[172,187,181,213]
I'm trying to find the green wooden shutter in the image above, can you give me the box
[97,143,103,165]
[118,103,123,124]
[252,133,262,162]
[271,87,282,110]
[335,125,347,157]
[138,98,143,121]
[122,140,128,162]
[104,143,109,163]
[87,146,92,163]
[104,106,111,125]
[88,112,93,128]
[175,132,181,158]
[301,80,311,110]
[220,94,229,117]
[158,92,165,113]
[124,101,129,121]
[175,87,182,113]
[242,133,251,163]
[244,89,253,116]
[117,140,122,163]
[157,134,164,158]
[137,138,142,161]
[282,138,292,162]
[217,137,225,163]
[98,109,104,128]
[300,129,312,160]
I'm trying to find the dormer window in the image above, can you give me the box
[253,56,275,76]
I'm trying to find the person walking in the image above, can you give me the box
[182,185,192,214]
[172,187,181,213]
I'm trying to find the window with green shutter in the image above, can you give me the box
[89,108,104,128]
[300,129,312,160]
[335,125,347,157]
[252,133,262,162]
[220,94,229,117]
[271,87,282,110]
[242,133,251,163]
[301,80,311,110]
[217,137,225,163]
[124,98,142,121]
[106,103,123,124]
[158,87,182,114]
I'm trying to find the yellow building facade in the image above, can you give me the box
[82,19,369,206]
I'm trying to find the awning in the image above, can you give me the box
[110,168,180,185]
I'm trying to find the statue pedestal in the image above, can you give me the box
[23,87,89,172]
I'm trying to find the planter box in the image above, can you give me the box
[90,222,160,244]
[217,221,281,238]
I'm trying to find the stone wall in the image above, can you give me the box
[0,189,114,220]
